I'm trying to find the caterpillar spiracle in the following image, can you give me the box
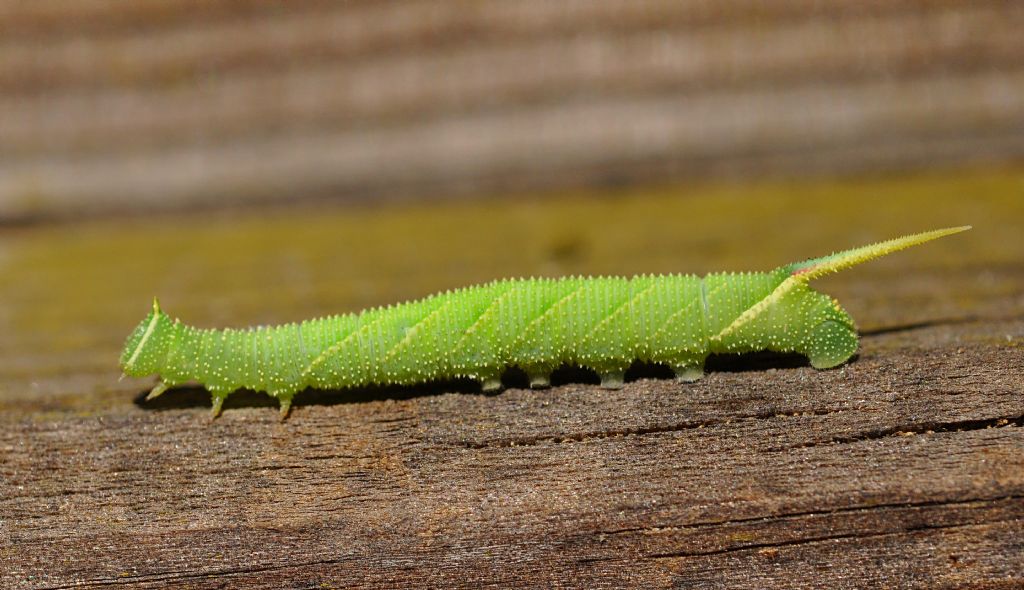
[121,226,969,419]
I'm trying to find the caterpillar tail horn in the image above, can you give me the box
[711,226,970,343]
[784,226,971,281]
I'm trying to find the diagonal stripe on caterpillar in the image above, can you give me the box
[120,226,970,419]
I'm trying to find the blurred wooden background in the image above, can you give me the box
[2,0,1023,222]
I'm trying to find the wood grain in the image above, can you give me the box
[1,175,1022,588]
[2,332,1022,588]
[2,0,1023,220]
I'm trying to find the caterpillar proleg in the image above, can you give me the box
[121,226,969,419]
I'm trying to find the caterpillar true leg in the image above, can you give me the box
[276,393,295,420]
[146,380,170,401]
[208,387,231,419]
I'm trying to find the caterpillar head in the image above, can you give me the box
[120,298,173,377]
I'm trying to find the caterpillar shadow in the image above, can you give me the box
[132,377,487,413]
[132,352,820,413]
[858,316,979,337]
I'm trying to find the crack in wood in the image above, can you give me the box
[644,516,1023,560]
[34,557,352,590]
[25,496,1024,587]
[450,407,842,448]
[451,412,1022,450]
[597,494,1024,537]
[775,414,1024,452]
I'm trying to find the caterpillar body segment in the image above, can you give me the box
[119,226,970,418]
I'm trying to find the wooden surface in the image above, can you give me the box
[3,0,1024,221]
[1,169,1023,588]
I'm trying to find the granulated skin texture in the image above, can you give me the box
[120,227,969,418]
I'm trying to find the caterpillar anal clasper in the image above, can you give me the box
[120,226,969,419]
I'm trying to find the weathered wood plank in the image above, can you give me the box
[0,174,1022,588]
[3,332,1022,588]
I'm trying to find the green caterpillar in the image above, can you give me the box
[121,226,969,418]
